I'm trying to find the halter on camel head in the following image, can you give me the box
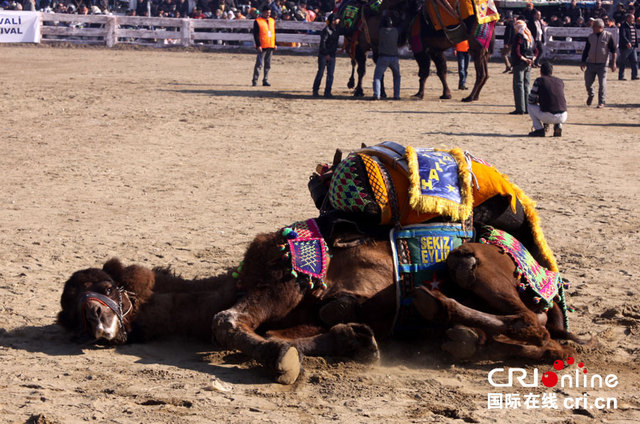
[80,285,133,342]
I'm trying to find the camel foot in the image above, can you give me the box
[440,93,452,100]
[275,346,301,385]
[353,89,364,97]
[347,78,355,89]
[442,325,479,359]
[412,92,424,99]
[461,96,473,102]
[331,323,380,363]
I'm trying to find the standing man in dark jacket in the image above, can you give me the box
[527,62,568,137]
[313,13,341,98]
[527,10,544,67]
[618,13,639,80]
[372,16,401,100]
[501,11,515,73]
[580,18,616,107]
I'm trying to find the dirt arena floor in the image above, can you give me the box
[1,44,639,423]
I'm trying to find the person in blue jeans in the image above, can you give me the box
[313,13,341,98]
[373,16,401,100]
[455,40,470,90]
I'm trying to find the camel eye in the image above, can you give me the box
[104,287,112,295]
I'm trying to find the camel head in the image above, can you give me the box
[57,258,154,344]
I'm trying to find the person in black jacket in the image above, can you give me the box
[501,12,515,73]
[618,13,639,80]
[313,13,341,98]
[527,9,544,67]
[527,62,568,137]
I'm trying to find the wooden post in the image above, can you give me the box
[181,18,192,47]
[105,16,116,48]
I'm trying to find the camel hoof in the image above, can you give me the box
[461,96,473,103]
[275,346,301,385]
[347,79,355,89]
[442,325,479,359]
[440,93,452,100]
[413,286,441,321]
[413,92,424,99]
[353,90,364,97]
[331,323,380,363]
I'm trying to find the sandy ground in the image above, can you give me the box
[1,44,639,424]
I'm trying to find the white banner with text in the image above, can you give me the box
[0,11,40,43]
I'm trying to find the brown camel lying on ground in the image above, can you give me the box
[211,221,584,384]
[57,258,237,344]
[59,232,583,385]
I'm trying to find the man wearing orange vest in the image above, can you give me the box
[252,6,277,87]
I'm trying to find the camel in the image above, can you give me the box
[410,8,495,102]
[57,258,237,344]
[211,215,583,385]
[210,144,589,384]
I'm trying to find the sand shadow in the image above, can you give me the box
[0,325,274,385]
[0,325,85,356]
[570,121,640,127]
[166,88,355,101]
[420,130,525,138]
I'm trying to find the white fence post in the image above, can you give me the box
[181,18,191,47]
[105,15,117,48]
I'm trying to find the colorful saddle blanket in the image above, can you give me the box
[324,142,560,274]
[281,219,329,291]
[338,0,361,34]
[425,0,498,30]
[479,225,570,328]
[390,223,474,335]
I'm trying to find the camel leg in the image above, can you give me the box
[431,50,451,99]
[412,51,430,99]
[353,47,366,97]
[348,58,356,89]
[268,323,380,363]
[212,282,305,385]
[464,45,488,102]
[487,335,576,361]
[414,286,550,346]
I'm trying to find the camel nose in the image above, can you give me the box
[84,300,117,340]
[86,301,108,321]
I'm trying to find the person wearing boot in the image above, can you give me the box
[313,13,341,98]
[527,62,567,137]
[455,40,470,90]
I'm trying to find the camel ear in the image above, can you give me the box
[103,258,124,283]
[332,148,343,167]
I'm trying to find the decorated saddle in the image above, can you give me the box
[419,0,498,49]
[315,141,560,274]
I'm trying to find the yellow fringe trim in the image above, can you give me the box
[508,180,559,272]
[406,146,474,222]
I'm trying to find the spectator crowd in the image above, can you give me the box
[0,0,335,21]
[495,0,640,29]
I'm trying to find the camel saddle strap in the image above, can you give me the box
[357,141,410,176]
